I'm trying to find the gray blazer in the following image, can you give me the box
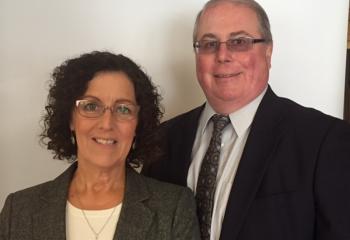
[0,162,200,240]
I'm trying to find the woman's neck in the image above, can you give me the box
[68,162,126,210]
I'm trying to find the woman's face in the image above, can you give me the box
[70,71,138,170]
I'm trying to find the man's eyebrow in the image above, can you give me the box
[199,31,254,40]
[229,31,253,38]
[199,33,217,40]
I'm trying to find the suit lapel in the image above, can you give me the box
[170,105,204,185]
[220,87,284,240]
[114,167,154,240]
[32,163,76,240]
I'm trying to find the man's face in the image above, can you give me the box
[195,2,272,114]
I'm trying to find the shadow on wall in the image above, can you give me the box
[345,10,350,123]
[162,12,205,120]
[345,49,350,123]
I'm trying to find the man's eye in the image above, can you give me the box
[202,41,218,49]
[115,105,132,115]
[229,38,248,46]
[83,102,100,112]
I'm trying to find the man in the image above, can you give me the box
[143,0,350,239]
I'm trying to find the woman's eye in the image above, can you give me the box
[83,102,99,112]
[116,105,131,115]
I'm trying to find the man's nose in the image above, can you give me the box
[216,42,232,63]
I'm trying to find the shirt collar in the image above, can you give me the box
[199,86,267,138]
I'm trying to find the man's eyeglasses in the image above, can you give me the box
[193,37,266,54]
[75,99,139,121]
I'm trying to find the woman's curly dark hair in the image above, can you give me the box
[40,51,163,166]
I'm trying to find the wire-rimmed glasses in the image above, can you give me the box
[75,99,139,121]
[193,37,266,54]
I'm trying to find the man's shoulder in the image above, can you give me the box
[262,88,338,123]
[161,105,204,129]
[278,95,339,122]
[268,93,350,135]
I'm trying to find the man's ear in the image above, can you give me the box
[265,43,273,69]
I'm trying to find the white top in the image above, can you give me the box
[66,201,122,240]
[187,87,267,240]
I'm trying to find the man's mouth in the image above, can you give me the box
[213,72,241,78]
[93,137,117,145]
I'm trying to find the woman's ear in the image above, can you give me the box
[70,114,75,131]
[70,130,76,146]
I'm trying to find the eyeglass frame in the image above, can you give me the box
[193,37,267,54]
[75,98,140,121]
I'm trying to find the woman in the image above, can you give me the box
[0,51,200,240]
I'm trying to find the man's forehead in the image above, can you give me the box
[197,4,260,39]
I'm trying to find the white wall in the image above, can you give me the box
[0,0,348,208]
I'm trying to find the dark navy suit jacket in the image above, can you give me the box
[143,86,350,240]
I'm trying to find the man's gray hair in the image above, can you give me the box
[193,0,272,43]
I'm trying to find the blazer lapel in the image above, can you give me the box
[32,163,77,240]
[32,163,152,240]
[220,87,284,240]
[114,167,154,240]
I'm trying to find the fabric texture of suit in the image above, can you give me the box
[143,86,350,240]
[0,162,200,240]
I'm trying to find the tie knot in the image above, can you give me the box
[211,114,230,132]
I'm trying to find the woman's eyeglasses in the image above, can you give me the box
[75,99,139,121]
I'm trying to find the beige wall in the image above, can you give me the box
[0,0,349,208]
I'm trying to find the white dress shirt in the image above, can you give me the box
[187,88,267,240]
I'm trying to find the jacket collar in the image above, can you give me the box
[114,166,154,240]
[177,105,205,185]
[32,162,76,240]
[32,162,154,240]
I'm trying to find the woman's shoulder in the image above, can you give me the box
[126,166,195,204]
[0,180,57,232]
[3,164,75,212]
[130,166,190,189]
[121,167,200,239]
[4,180,54,207]
[145,174,192,196]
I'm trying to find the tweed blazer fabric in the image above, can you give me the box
[0,162,200,240]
